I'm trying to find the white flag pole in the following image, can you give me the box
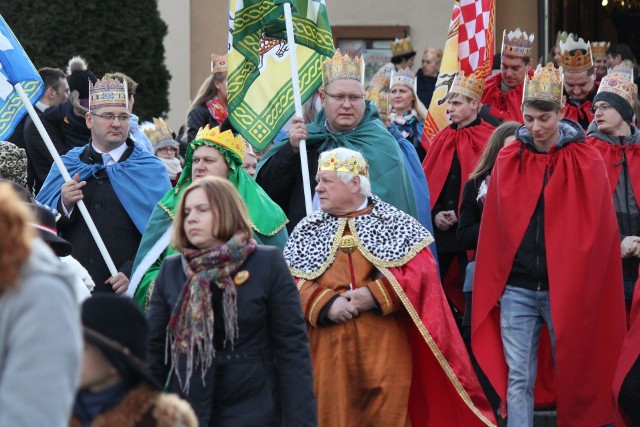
[283,2,313,215]
[14,82,118,276]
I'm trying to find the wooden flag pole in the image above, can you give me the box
[14,82,118,276]
[283,2,313,216]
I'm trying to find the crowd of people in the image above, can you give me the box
[0,25,640,427]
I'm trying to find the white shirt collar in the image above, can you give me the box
[35,101,49,113]
[91,141,128,164]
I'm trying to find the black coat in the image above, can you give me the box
[457,176,485,252]
[24,107,67,194]
[56,142,142,291]
[186,104,220,144]
[146,247,317,427]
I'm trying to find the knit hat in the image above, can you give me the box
[593,91,634,124]
[82,294,161,389]
[0,141,27,188]
[66,56,97,101]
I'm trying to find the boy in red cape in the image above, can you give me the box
[559,35,598,131]
[423,72,494,311]
[472,63,626,427]
[480,28,534,124]
[586,67,640,309]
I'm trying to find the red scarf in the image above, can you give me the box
[472,140,626,426]
[423,120,495,211]
[205,97,228,124]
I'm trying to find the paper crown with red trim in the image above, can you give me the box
[598,67,638,106]
[560,35,593,73]
[211,53,228,74]
[591,41,610,57]
[194,125,245,161]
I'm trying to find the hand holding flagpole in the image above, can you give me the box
[283,2,313,216]
[14,83,117,276]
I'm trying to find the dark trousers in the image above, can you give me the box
[620,355,640,425]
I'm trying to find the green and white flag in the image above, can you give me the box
[228,0,334,152]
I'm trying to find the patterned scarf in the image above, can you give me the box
[205,97,228,124]
[167,230,256,392]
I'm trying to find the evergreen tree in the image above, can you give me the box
[1,0,170,121]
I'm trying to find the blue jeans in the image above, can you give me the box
[500,285,557,427]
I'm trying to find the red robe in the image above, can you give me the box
[472,137,626,426]
[587,135,640,201]
[480,72,530,124]
[423,119,495,212]
[564,83,598,131]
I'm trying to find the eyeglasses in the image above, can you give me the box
[590,104,614,114]
[91,112,131,122]
[324,93,364,103]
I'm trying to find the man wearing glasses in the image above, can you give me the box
[36,77,170,295]
[257,50,418,232]
[587,69,640,307]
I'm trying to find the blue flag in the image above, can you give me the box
[0,14,43,140]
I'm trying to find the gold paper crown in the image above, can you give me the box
[523,63,564,106]
[194,125,246,161]
[449,72,485,101]
[390,67,415,90]
[560,36,593,73]
[211,53,228,74]
[318,152,369,178]
[598,70,638,106]
[89,78,128,111]
[322,50,364,87]
[144,118,175,146]
[390,37,415,57]
[591,41,610,57]
[364,88,389,117]
[502,28,535,59]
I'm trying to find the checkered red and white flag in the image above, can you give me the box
[420,0,495,149]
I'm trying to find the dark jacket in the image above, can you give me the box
[24,107,66,194]
[507,119,586,290]
[457,174,487,252]
[146,247,317,427]
[42,97,91,152]
[416,69,437,109]
[56,141,142,290]
[186,104,220,144]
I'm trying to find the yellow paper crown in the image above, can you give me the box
[211,53,228,74]
[322,50,363,87]
[591,41,610,57]
[364,88,389,117]
[144,118,175,146]
[449,72,485,101]
[390,37,415,57]
[89,77,128,111]
[318,152,369,178]
[598,70,638,106]
[560,36,593,73]
[194,125,246,161]
[523,63,564,106]
[390,67,415,90]
[502,28,535,59]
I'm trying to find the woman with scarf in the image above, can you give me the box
[389,67,426,161]
[186,54,228,144]
[128,125,288,309]
[146,177,316,427]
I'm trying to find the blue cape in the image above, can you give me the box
[36,143,171,234]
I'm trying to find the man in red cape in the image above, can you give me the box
[587,69,640,308]
[472,63,626,427]
[480,28,534,124]
[423,72,494,311]
[286,147,497,426]
[559,35,598,131]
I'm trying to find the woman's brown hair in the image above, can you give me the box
[469,121,521,180]
[0,183,34,292]
[172,177,253,250]
[188,72,227,114]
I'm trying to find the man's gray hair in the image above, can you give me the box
[318,147,371,197]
